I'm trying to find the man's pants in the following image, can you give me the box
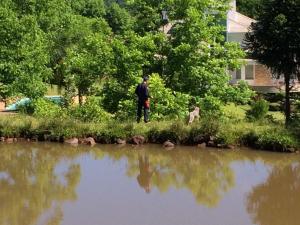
[137,100,149,123]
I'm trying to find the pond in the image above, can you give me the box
[0,143,299,225]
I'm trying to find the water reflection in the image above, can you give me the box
[0,143,299,225]
[247,163,300,225]
[137,154,154,193]
[97,147,237,207]
[0,143,84,225]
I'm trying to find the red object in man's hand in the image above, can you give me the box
[144,99,150,109]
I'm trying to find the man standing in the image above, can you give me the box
[135,76,150,123]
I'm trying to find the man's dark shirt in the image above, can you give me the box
[135,83,149,102]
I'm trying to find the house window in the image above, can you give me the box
[236,69,241,79]
[245,65,254,80]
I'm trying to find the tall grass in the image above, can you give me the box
[0,110,298,152]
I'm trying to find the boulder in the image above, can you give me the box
[131,135,145,145]
[163,141,175,148]
[197,143,206,149]
[116,138,126,145]
[64,138,79,145]
[6,138,14,143]
[207,141,216,147]
[83,137,96,146]
[17,138,26,142]
[227,145,235,150]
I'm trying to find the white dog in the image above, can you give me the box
[188,107,200,124]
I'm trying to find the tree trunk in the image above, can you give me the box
[284,75,291,126]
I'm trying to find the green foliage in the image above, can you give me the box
[68,96,111,123]
[200,95,223,117]
[33,98,65,119]
[63,18,114,100]
[105,2,134,34]
[246,99,269,121]
[117,73,191,121]
[256,131,297,152]
[165,1,245,98]
[71,0,106,18]
[245,0,300,124]
[0,7,51,99]
[223,80,255,104]
[126,0,164,34]
[236,0,264,19]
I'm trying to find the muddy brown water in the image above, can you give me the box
[0,143,299,225]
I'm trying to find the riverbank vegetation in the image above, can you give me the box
[0,0,299,152]
[0,102,299,151]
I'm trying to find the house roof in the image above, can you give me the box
[227,10,256,33]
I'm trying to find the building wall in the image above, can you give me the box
[253,64,274,86]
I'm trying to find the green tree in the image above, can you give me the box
[64,19,114,104]
[0,6,51,99]
[105,2,134,34]
[101,32,159,113]
[165,0,245,99]
[126,0,165,35]
[236,0,264,19]
[245,0,300,125]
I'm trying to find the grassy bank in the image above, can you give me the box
[0,108,298,152]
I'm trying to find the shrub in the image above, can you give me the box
[69,96,111,123]
[33,98,66,119]
[256,131,297,152]
[200,95,223,117]
[246,99,269,121]
[117,73,191,121]
[223,80,255,104]
[189,115,222,143]
[269,102,282,111]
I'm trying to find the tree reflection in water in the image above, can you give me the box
[0,143,83,225]
[96,148,236,207]
[247,163,300,225]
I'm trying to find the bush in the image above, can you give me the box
[256,131,297,152]
[223,80,255,104]
[269,102,282,111]
[33,98,66,119]
[246,99,269,121]
[69,96,111,123]
[117,73,191,121]
[189,115,222,143]
[200,95,223,117]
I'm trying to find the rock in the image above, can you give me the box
[227,145,235,150]
[64,138,79,145]
[17,138,26,142]
[116,138,126,145]
[207,141,215,147]
[131,135,145,145]
[31,136,38,142]
[217,144,226,148]
[163,141,175,148]
[6,138,14,143]
[287,147,295,153]
[193,135,205,144]
[209,136,216,141]
[83,137,96,146]
[197,143,206,149]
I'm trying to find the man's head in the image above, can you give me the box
[143,76,149,83]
